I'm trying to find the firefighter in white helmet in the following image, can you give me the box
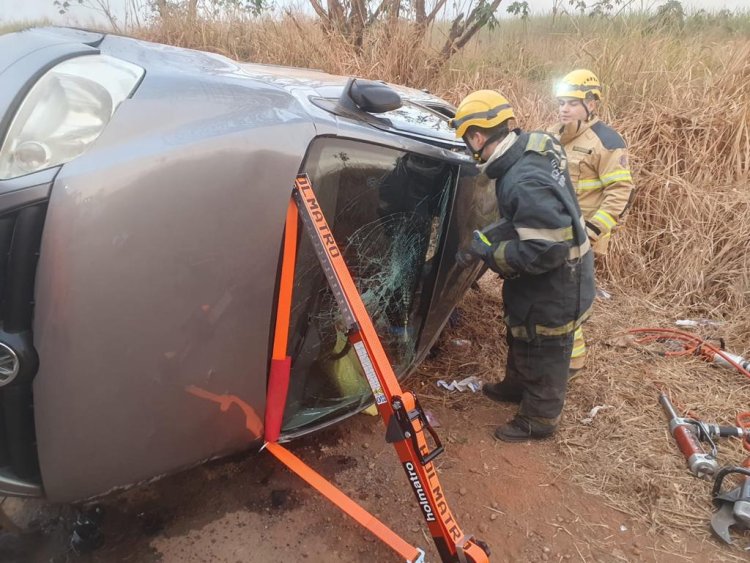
[451,90,594,441]
[553,69,635,375]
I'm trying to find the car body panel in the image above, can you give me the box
[31,33,318,502]
[0,27,490,502]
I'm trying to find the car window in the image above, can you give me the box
[377,100,459,145]
[282,138,455,432]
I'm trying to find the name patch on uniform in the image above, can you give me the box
[550,158,567,188]
[572,146,592,154]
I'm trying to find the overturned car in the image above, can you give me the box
[0,26,496,503]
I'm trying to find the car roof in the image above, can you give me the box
[230,61,461,147]
[2,27,461,150]
[234,61,450,107]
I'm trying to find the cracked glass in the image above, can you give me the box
[282,138,455,432]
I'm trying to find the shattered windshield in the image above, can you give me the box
[378,101,458,142]
[282,139,455,433]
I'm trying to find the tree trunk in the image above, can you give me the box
[424,0,504,80]
[154,0,168,19]
[348,0,367,50]
[188,0,198,21]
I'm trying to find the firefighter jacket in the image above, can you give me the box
[482,131,595,340]
[553,117,634,254]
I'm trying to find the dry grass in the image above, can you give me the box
[131,14,750,328]
[440,32,750,330]
[556,291,750,553]
[134,15,438,85]
[421,275,750,559]
[131,13,750,549]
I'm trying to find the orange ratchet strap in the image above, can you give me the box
[265,442,425,562]
[264,174,490,563]
[264,199,298,442]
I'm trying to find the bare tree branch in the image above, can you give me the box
[308,0,329,19]
[367,0,388,26]
[328,0,346,27]
[440,0,503,59]
[305,0,504,64]
[348,0,367,48]
[425,0,450,26]
[387,0,400,25]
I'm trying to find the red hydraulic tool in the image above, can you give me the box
[711,412,750,544]
[264,174,491,563]
[656,391,750,543]
[659,392,719,477]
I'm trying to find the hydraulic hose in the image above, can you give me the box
[628,328,750,381]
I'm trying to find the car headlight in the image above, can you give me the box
[0,54,144,179]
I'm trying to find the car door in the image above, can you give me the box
[280,137,459,435]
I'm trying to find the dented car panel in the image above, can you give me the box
[0,27,493,503]
[30,32,318,503]
[33,90,316,503]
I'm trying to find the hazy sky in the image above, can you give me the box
[1,0,747,26]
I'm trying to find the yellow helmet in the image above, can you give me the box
[555,69,602,100]
[449,90,515,139]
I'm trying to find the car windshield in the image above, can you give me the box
[281,138,455,433]
[378,100,458,144]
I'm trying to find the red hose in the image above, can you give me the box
[627,328,750,381]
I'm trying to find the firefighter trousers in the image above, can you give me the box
[502,330,574,424]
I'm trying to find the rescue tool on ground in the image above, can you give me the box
[711,412,750,544]
[659,392,719,478]
[630,327,750,544]
[261,175,491,563]
[657,387,750,544]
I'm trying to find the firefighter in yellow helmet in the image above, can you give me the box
[552,69,635,375]
[451,90,594,441]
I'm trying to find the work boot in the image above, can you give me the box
[482,381,522,404]
[494,416,556,442]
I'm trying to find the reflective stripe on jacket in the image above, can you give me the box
[553,117,634,254]
[483,131,595,339]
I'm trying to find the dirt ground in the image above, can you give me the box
[2,279,747,563]
[0,408,721,563]
[0,404,734,563]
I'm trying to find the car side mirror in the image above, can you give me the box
[338,78,402,114]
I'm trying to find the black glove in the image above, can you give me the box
[455,247,479,268]
[456,232,498,271]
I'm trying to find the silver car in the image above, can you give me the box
[0,26,496,503]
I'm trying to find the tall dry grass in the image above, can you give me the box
[432,26,750,332]
[133,14,750,331]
